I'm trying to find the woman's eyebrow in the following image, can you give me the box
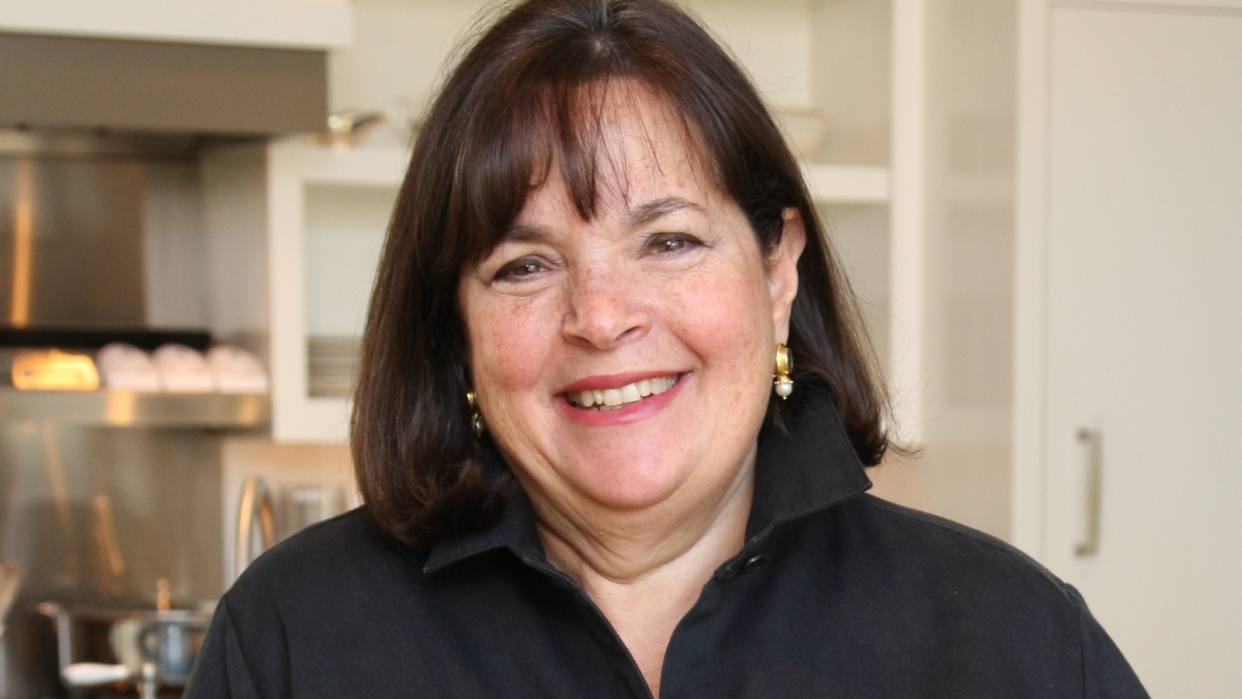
[625,197,706,227]
[499,223,553,244]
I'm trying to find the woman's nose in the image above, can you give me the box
[562,267,649,349]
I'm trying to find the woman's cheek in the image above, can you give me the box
[659,265,771,355]
[473,294,559,398]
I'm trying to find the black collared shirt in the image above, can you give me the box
[185,388,1148,698]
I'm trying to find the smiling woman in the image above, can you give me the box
[348,0,886,556]
[456,91,806,677]
[184,1,1147,697]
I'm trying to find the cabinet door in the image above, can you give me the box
[1043,6,1242,696]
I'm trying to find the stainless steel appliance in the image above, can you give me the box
[0,417,249,698]
[0,133,271,699]
[0,20,331,696]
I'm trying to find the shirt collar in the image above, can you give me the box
[743,384,873,540]
[424,384,872,574]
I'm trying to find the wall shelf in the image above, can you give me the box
[803,164,890,204]
[299,145,410,187]
[297,143,890,205]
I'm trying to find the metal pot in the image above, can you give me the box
[38,600,213,696]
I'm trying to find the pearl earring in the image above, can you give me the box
[774,343,793,399]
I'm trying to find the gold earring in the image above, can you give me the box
[466,390,485,436]
[774,343,793,399]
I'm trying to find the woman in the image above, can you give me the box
[186,0,1147,697]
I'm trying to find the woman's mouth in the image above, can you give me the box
[563,374,681,411]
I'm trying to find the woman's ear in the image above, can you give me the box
[768,207,807,343]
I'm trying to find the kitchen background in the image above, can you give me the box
[0,0,1238,697]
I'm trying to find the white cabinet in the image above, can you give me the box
[1013,2,1242,694]
[269,143,403,443]
[201,141,403,443]
[0,0,351,49]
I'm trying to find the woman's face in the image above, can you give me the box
[459,89,804,523]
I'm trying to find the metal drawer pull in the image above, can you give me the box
[1075,428,1103,556]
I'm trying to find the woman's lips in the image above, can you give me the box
[556,371,687,425]
[563,373,680,411]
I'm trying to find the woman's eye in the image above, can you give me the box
[648,234,699,255]
[493,258,547,282]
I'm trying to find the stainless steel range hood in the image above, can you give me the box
[0,20,314,430]
[0,31,328,137]
[0,7,341,341]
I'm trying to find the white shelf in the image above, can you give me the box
[803,164,891,204]
[297,144,890,205]
[0,0,352,50]
[300,146,410,187]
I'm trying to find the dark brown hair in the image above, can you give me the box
[352,0,889,549]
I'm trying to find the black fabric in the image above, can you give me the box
[184,387,1148,698]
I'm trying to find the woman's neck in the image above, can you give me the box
[531,463,755,698]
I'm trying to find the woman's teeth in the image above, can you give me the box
[567,375,679,411]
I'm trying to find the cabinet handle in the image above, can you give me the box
[235,475,277,581]
[1075,428,1103,556]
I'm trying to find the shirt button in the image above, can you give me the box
[741,555,768,574]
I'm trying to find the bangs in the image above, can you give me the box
[414,0,792,276]
[450,75,717,266]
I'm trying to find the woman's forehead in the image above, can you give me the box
[523,82,719,222]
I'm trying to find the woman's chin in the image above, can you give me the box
[566,454,700,513]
